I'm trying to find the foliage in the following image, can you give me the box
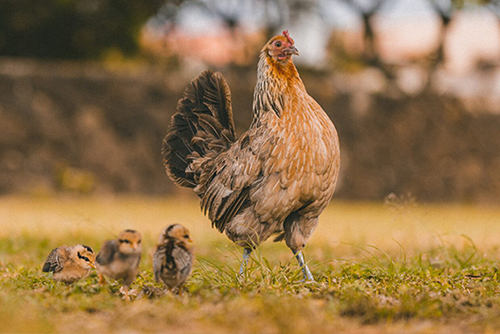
[0,0,160,59]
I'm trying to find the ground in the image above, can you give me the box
[1,195,500,333]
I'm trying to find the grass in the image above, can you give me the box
[1,194,500,333]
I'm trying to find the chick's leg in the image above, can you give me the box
[293,250,314,282]
[98,273,107,286]
[123,277,139,298]
[239,247,252,275]
[119,286,131,301]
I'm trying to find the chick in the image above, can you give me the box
[42,244,95,283]
[153,224,194,294]
[95,229,142,300]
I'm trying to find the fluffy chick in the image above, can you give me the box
[96,229,142,300]
[153,224,194,294]
[42,244,95,283]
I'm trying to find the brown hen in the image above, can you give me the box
[162,30,340,280]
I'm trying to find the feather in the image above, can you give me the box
[96,240,118,266]
[162,70,236,189]
[42,247,63,273]
[153,226,194,290]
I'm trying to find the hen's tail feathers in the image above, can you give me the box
[162,70,237,188]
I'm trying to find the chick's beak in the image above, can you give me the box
[285,46,299,56]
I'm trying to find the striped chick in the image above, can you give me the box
[153,224,194,294]
[42,244,95,283]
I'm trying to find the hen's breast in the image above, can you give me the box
[250,92,340,223]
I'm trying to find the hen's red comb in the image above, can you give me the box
[282,30,294,45]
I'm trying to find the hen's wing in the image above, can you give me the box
[96,240,118,266]
[42,247,65,273]
[200,131,263,232]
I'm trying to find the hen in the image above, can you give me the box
[162,30,340,280]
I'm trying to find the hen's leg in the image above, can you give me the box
[239,247,252,275]
[293,250,314,282]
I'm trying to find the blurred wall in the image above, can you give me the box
[1,58,499,203]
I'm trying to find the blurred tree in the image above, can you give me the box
[336,0,399,92]
[423,0,488,88]
[150,0,290,39]
[340,0,388,66]
[329,0,498,93]
[146,0,296,67]
[0,0,162,59]
[416,0,456,90]
[485,0,500,23]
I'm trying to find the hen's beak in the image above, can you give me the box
[285,46,299,56]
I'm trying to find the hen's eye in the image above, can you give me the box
[274,41,282,47]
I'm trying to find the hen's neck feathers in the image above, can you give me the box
[252,51,305,124]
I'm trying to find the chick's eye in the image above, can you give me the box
[78,252,90,262]
[274,41,282,47]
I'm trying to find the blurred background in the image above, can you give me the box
[1,0,499,203]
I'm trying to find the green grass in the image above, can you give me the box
[1,195,500,333]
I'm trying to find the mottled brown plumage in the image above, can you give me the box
[42,244,95,283]
[162,31,340,280]
[153,224,194,293]
[96,229,142,300]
